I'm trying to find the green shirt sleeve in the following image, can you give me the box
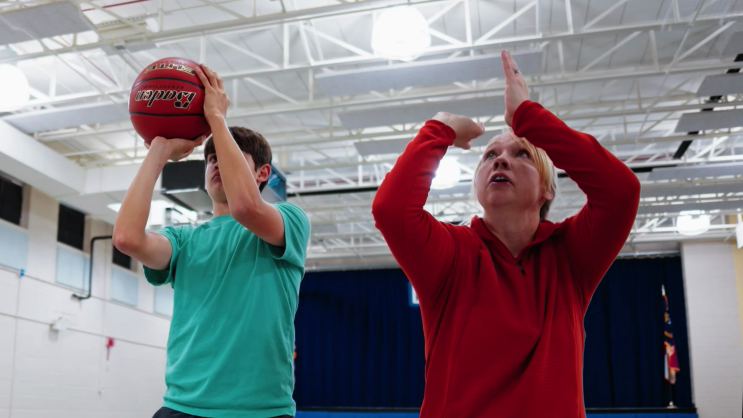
[268,202,311,269]
[143,225,193,287]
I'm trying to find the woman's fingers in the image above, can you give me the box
[501,50,513,81]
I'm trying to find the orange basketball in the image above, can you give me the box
[129,57,210,144]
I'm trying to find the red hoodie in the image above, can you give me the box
[372,101,641,418]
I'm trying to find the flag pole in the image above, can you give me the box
[663,284,677,409]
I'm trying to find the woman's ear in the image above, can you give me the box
[543,188,555,202]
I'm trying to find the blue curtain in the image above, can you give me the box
[294,257,692,409]
[583,256,692,408]
[294,269,425,407]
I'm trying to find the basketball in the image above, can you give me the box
[129,57,210,144]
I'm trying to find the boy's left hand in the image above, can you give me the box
[195,64,230,125]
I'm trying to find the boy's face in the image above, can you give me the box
[205,151,260,202]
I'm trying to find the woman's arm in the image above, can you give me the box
[500,50,640,308]
[372,113,484,302]
[513,100,640,307]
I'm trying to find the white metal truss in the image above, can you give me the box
[2,0,743,266]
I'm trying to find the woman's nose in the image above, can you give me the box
[493,156,510,170]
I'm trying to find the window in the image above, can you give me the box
[154,286,174,317]
[113,245,132,269]
[57,204,85,250]
[55,246,89,291]
[0,222,29,271]
[111,268,138,306]
[0,175,22,225]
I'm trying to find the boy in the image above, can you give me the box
[113,65,310,418]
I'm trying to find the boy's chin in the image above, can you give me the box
[207,188,227,201]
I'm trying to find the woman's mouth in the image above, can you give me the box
[489,174,512,186]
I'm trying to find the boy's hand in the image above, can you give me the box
[146,135,206,162]
[195,64,230,125]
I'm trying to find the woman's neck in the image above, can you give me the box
[482,209,540,258]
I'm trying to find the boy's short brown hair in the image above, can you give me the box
[204,127,273,192]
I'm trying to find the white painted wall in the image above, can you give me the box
[4,186,743,418]
[681,241,743,418]
[0,187,170,418]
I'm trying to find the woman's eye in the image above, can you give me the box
[517,150,529,158]
[485,151,495,159]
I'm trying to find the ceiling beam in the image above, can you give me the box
[0,121,85,198]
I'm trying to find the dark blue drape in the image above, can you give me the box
[583,256,692,408]
[294,257,692,409]
[294,269,425,407]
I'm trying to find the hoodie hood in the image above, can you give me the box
[469,216,565,263]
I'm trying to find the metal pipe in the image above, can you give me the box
[72,235,113,301]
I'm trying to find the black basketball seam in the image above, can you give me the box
[132,77,205,89]
[130,111,205,116]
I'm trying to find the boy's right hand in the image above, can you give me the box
[145,135,206,162]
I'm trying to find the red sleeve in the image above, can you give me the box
[512,101,641,309]
[372,120,458,302]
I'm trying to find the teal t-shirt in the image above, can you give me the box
[144,202,310,418]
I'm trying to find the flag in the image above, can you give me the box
[663,285,680,384]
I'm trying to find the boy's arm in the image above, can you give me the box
[196,65,286,247]
[113,136,204,270]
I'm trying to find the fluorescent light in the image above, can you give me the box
[315,50,543,97]
[0,2,95,46]
[432,157,461,190]
[145,18,159,33]
[107,200,197,227]
[676,211,711,236]
[0,65,29,112]
[696,74,743,97]
[4,102,128,134]
[647,162,743,181]
[674,109,743,133]
[723,31,743,56]
[371,6,430,62]
[340,95,507,130]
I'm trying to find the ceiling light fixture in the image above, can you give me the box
[371,6,431,62]
[108,200,197,227]
[432,157,461,190]
[0,65,30,112]
[676,210,711,236]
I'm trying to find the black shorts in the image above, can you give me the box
[152,407,292,418]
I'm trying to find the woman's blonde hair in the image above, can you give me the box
[474,128,558,221]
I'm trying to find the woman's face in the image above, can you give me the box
[474,133,551,216]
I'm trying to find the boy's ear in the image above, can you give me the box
[257,163,272,183]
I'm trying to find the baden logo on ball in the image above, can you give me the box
[134,90,197,109]
[129,57,210,144]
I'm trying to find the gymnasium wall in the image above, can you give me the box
[0,186,171,418]
[680,242,743,418]
[0,185,742,417]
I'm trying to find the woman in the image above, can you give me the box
[372,50,641,417]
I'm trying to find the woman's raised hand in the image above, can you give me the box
[502,50,530,127]
[432,112,485,150]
